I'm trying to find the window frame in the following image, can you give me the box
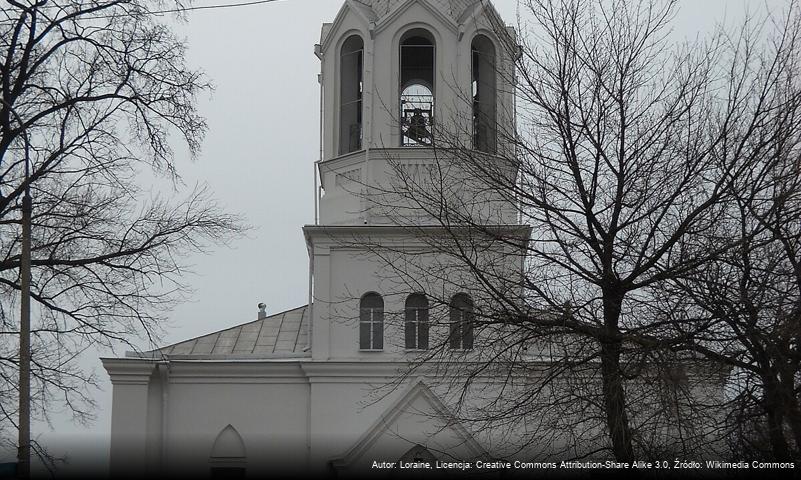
[449,293,474,350]
[404,293,429,350]
[359,292,384,351]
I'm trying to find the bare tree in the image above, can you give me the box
[349,0,801,462]
[0,0,244,462]
[664,150,801,462]
[662,14,801,459]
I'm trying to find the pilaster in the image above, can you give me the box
[102,358,156,478]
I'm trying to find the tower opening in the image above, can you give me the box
[471,35,496,153]
[400,30,435,146]
[340,35,364,155]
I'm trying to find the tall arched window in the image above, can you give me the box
[471,35,496,153]
[340,35,364,155]
[405,293,429,350]
[359,292,384,350]
[400,29,435,146]
[449,294,474,350]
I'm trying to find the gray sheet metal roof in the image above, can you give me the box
[152,305,309,357]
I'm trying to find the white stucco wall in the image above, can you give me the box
[103,358,509,477]
[305,225,528,361]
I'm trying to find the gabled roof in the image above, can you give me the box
[330,379,487,468]
[349,0,380,23]
[141,305,310,358]
[359,0,476,18]
[320,0,493,48]
[321,1,373,50]
[373,0,460,35]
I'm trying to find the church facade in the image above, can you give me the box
[102,1,530,478]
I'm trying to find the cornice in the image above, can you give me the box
[300,361,408,381]
[101,358,157,385]
[303,224,533,246]
[167,360,309,384]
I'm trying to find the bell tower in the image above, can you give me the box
[305,0,520,360]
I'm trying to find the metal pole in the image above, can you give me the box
[2,98,32,480]
[18,188,31,480]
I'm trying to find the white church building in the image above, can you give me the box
[102,1,536,477]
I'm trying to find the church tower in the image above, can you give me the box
[304,0,522,361]
[103,2,526,477]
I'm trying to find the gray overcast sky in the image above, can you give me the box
[22,0,788,475]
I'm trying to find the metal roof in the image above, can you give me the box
[149,305,310,358]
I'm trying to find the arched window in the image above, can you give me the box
[360,292,384,350]
[209,424,246,479]
[471,35,496,153]
[340,35,364,155]
[404,293,429,350]
[449,294,474,350]
[400,30,435,146]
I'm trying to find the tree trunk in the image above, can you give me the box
[763,379,792,461]
[783,397,801,461]
[778,369,801,460]
[600,289,634,462]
